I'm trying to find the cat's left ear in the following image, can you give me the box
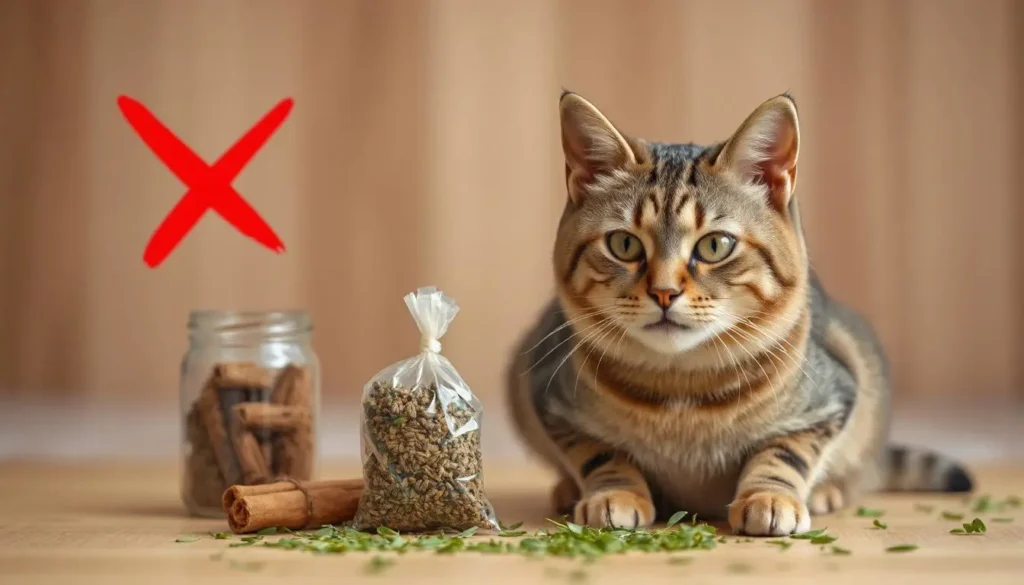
[715,94,800,213]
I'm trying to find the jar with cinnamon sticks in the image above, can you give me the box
[180,311,320,518]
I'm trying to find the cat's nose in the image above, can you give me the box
[648,287,681,309]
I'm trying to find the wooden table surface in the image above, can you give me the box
[2,461,1023,584]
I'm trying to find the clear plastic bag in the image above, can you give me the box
[352,286,499,533]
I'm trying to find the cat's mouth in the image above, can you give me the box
[643,316,691,332]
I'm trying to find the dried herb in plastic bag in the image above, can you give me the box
[352,287,498,533]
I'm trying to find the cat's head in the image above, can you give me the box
[553,91,808,359]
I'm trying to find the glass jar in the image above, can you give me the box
[179,310,320,517]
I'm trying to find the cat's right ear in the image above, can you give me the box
[560,91,636,204]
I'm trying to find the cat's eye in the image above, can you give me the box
[693,232,737,264]
[606,231,645,262]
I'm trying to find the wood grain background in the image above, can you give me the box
[0,0,1021,411]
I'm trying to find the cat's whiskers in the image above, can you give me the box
[719,328,781,415]
[521,305,623,356]
[733,313,823,379]
[716,309,822,392]
[572,318,622,399]
[545,317,619,396]
[522,312,622,375]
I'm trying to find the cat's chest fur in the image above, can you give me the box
[579,398,778,519]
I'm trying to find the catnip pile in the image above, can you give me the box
[183,494,1022,573]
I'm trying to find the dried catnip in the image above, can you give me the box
[352,287,498,533]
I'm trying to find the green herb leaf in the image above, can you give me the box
[377,526,399,537]
[959,518,987,534]
[886,544,918,553]
[791,528,828,539]
[666,511,688,528]
[941,511,964,520]
[914,504,935,513]
[364,556,395,574]
[872,519,888,530]
[829,546,852,556]
[991,517,1013,523]
[950,528,966,534]
[175,535,200,543]
[972,495,997,513]
[766,539,793,550]
[391,416,407,426]
[499,529,528,537]
[257,527,279,536]
[456,527,479,538]
[313,526,335,538]
[500,521,524,531]
[810,535,838,545]
[565,522,584,535]
[855,507,885,518]
[209,531,231,540]
[718,536,728,544]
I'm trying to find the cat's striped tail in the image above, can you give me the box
[880,445,974,493]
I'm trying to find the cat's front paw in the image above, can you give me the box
[574,489,655,530]
[808,482,845,516]
[728,491,811,536]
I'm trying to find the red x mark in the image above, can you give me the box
[118,95,291,268]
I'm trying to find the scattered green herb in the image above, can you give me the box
[364,556,395,575]
[991,517,1013,523]
[391,416,407,426]
[791,528,828,540]
[954,518,987,534]
[914,504,935,513]
[886,544,918,553]
[872,519,888,530]
[175,535,200,543]
[941,511,964,521]
[717,536,728,544]
[1005,496,1022,508]
[766,539,793,551]
[666,511,688,528]
[810,535,838,545]
[828,546,852,556]
[949,528,965,534]
[668,556,693,565]
[855,507,885,518]
[209,531,231,540]
[248,517,721,560]
[229,535,263,548]
[257,527,279,536]
[972,495,997,513]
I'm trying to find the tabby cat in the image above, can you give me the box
[507,91,973,536]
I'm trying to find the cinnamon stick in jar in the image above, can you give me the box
[268,365,315,479]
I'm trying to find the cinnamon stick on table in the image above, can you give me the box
[223,479,364,534]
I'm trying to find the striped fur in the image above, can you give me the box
[507,92,973,536]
